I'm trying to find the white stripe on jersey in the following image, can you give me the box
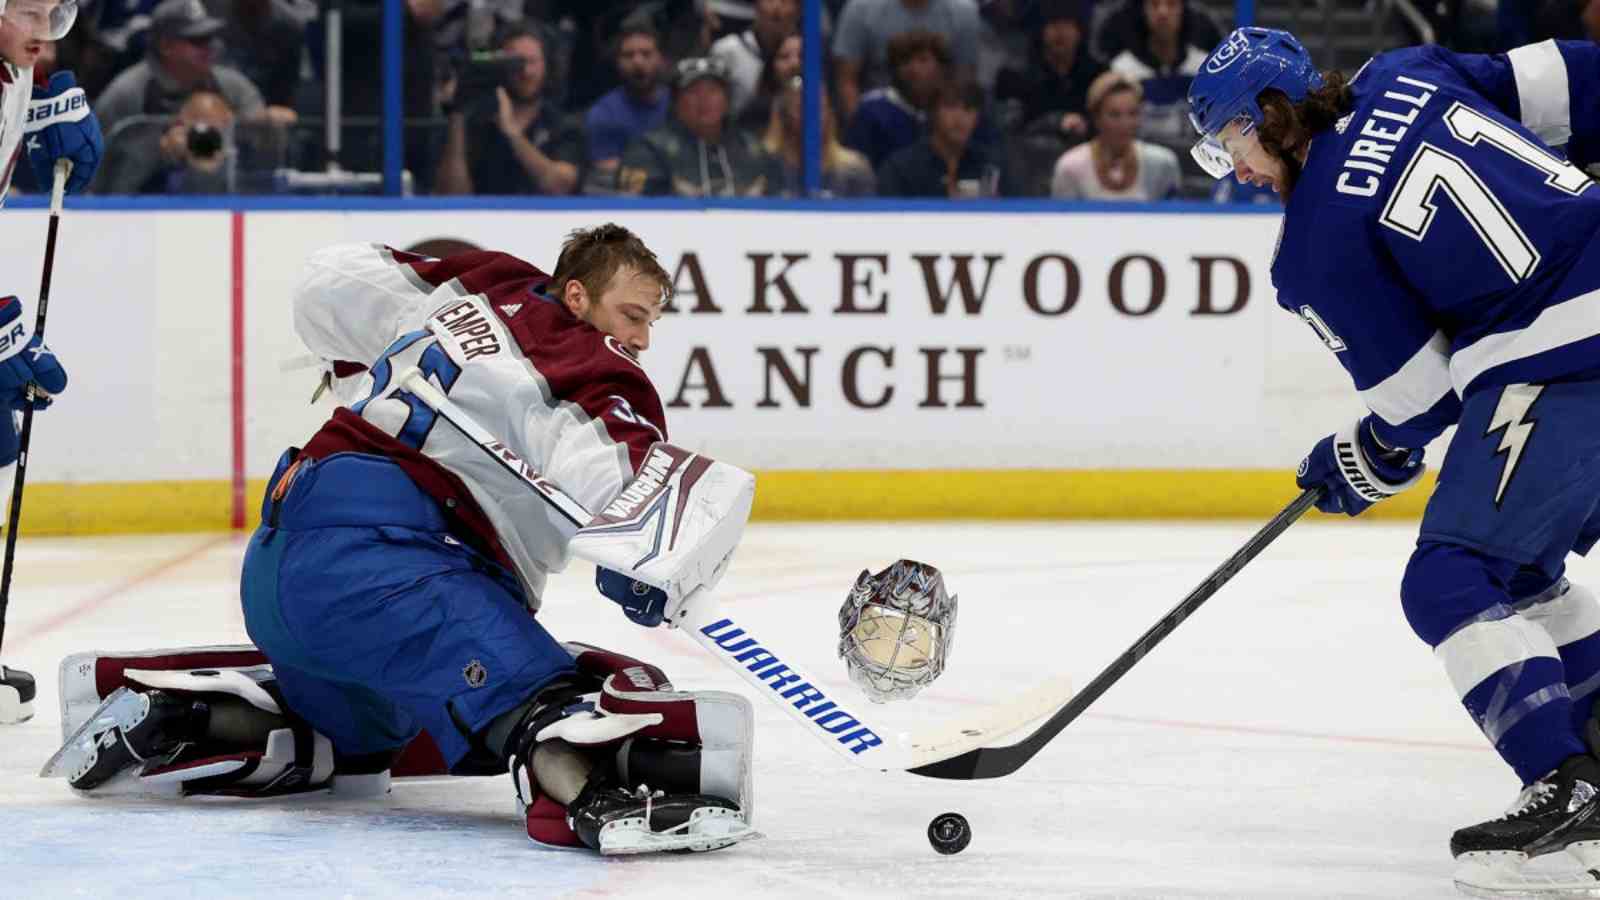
[1507,40,1572,147]
[1435,611,1559,699]
[1359,330,1453,428]
[1450,284,1600,392]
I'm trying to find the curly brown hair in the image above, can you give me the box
[1254,70,1355,193]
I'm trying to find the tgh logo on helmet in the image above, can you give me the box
[1206,30,1253,74]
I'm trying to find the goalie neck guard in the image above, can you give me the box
[837,560,957,703]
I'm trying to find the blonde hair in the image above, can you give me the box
[1085,70,1143,119]
[763,77,853,171]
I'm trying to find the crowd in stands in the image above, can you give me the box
[29,0,1600,199]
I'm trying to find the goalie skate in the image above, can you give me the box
[569,782,761,856]
[39,687,202,789]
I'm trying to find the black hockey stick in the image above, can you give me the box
[910,486,1323,780]
[0,159,70,659]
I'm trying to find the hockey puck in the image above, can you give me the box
[927,812,971,855]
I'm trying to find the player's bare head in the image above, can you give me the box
[551,223,672,356]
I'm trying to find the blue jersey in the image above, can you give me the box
[1273,40,1600,450]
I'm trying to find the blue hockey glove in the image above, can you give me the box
[1296,416,1424,516]
[0,297,66,411]
[596,566,669,628]
[24,71,102,193]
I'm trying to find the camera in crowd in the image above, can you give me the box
[186,122,224,160]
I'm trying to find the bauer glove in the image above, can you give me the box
[0,296,66,411]
[24,71,102,194]
[1296,416,1424,516]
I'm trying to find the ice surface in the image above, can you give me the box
[0,521,1575,898]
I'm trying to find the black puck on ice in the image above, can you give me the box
[927,812,971,855]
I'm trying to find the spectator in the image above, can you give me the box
[211,0,312,113]
[94,0,267,193]
[585,21,669,181]
[1099,0,1212,164]
[878,80,1009,198]
[151,89,239,192]
[994,0,1103,139]
[832,0,980,120]
[1091,0,1218,64]
[1049,70,1178,200]
[843,29,948,169]
[710,0,799,117]
[974,0,1031,92]
[763,77,876,197]
[1535,0,1600,41]
[615,56,783,197]
[734,31,802,133]
[435,25,584,195]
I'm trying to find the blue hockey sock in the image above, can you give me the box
[1436,606,1587,784]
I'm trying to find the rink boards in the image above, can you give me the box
[0,202,1435,533]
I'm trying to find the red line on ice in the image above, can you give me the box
[8,534,236,650]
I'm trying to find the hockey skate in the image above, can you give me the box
[39,687,208,790]
[0,664,35,724]
[567,775,759,856]
[1453,754,1600,898]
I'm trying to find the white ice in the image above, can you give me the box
[0,521,1580,898]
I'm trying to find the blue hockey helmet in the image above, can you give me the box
[1187,27,1322,178]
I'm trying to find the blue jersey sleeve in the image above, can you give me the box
[1437,40,1600,167]
[1275,205,1462,450]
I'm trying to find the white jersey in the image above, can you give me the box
[0,61,33,204]
[292,243,669,609]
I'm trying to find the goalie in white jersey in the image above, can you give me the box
[44,225,760,856]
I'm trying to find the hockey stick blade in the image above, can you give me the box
[909,488,1322,780]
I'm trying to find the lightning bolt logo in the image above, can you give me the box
[1486,383,1545,508]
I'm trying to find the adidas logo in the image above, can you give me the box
[499,303,523,316]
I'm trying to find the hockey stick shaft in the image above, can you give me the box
[0,160,70,655]
[911,486,1323,780]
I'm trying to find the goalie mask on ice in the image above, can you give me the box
[837,560,957,703]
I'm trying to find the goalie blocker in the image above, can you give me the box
[41,642,758,853]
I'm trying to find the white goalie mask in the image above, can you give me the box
[837,559,957,703]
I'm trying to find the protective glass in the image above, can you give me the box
[1190,113,1256,180]
[1,0,78,40]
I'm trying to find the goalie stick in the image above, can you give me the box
[389,365,1073,775]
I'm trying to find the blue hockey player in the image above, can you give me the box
[1189,27,1600,895]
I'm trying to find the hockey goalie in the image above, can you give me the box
[42,225,761,856]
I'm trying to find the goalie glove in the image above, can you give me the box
[1296,415,1425,516]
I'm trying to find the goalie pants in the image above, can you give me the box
[240,450,576,769]
[1402,379,1600,784]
